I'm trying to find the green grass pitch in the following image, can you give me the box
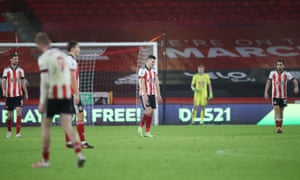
[0,125,300,180]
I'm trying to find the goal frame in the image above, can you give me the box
[0,42,159,125]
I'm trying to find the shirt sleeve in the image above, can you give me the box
[38,56,49,104]
[268,71,273,80]
[207,74,211,85]
[2,68,7,78]
[38,56,48,72]
[21,68,25,78]
[191,75,196,86]
[138,68,145,78]
[67,56,76,71]
[286,72,294,81]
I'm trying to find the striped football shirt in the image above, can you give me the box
[138,66,158,96]
[268,70,295,99]
[2,66,25,97]
[38,48,72,100]
[66,54,79,94]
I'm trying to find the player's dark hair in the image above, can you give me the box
[67,41,78,52]
[277,59,285,65]
[10,52,18,58]
[148,55,156,60]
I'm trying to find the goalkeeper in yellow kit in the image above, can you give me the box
[191,65,213,124]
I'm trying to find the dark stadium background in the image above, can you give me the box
[1,0,300,103]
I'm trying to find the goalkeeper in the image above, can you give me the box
[191,64,213,124]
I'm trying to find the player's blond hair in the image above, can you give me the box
[34,32,51,45]
[198,64,204,68]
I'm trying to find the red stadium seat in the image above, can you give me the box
[21,0,300,39]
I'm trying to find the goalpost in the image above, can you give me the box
[0,42,159,126]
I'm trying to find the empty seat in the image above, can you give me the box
[23,0,300,30]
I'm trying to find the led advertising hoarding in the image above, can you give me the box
[1,104,299,126]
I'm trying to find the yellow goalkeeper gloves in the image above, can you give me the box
[208,92,213,100]
[191,87,198,92]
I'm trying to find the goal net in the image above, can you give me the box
[0,42,159,126]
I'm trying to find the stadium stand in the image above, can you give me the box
[1,0,300,102]
[0,32,14,42]
[23,0,300,24]
[0,13,15,42]
[19,0,300,42]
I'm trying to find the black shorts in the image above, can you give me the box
[5,96,23,111]
[140,95,156,109]
[70,95,84,114]
[46,99,73,118]
[272,98,287,108]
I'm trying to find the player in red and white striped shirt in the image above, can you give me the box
[2,52,28,138]
[64,41,94,149]
[32,32,85,168]
[264,60,298,133]
[137,55,162,137]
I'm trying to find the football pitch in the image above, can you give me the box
[0,125,299,180]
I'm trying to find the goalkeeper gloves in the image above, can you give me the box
[191,87,198,92]
[208,92,213,100]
